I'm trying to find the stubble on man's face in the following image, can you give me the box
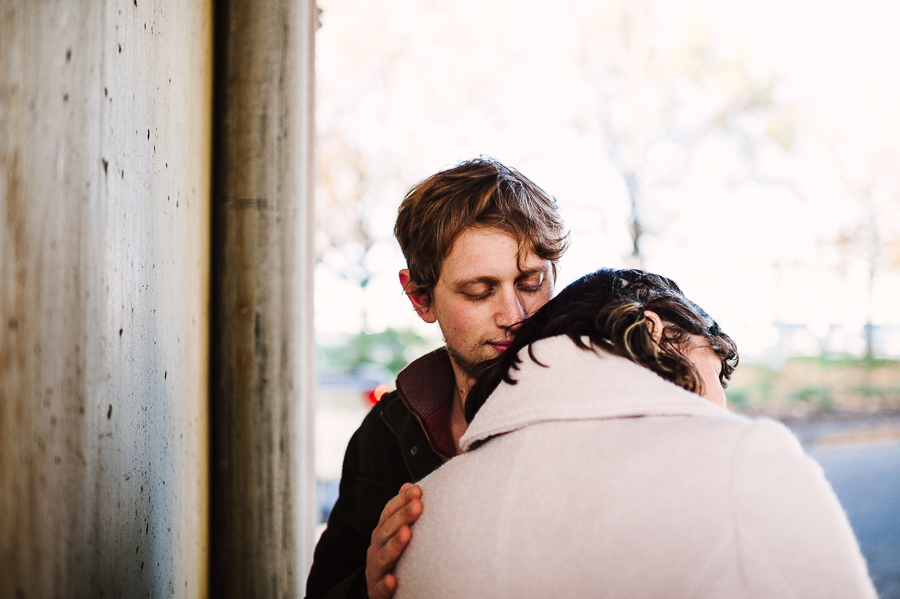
[443,336,493,381]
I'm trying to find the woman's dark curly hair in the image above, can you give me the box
[464,268,739,423]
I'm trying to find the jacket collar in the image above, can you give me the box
[395,347,457,459]
[460,335,726,452]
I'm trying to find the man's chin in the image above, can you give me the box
[446,345,502,380]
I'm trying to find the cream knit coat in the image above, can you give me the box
[394,336,876,599]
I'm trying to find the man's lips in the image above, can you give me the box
[487,339,513,352]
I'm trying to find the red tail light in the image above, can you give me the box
[366,384,392,407]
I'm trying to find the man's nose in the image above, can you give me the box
[495,289,526,329]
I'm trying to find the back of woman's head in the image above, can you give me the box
[464,268,739,423]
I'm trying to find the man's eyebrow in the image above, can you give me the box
[515,266,546,278]
[453,275,500,288]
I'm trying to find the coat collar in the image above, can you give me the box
[460,335,726,452]
[394,347,458,459]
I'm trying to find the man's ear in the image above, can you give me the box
[644,310,664,344]
[399,269,436,324]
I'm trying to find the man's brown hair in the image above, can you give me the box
[394,156,569,303]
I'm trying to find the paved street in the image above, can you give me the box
[809,441,900,599]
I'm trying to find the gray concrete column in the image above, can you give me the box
[1,2,213,598]
[209,0,316,596]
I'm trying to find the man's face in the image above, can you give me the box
[419,227,553,381]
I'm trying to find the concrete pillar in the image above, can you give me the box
[209,0,316,597]
[1,2,213,598]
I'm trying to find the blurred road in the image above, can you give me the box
[808,441,900,599]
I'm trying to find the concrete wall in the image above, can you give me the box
[1,2,213,597]
[209,1,317,595]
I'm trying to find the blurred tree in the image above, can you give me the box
[316,130,404,331]
[574,0,791,266]
[832,144,900,358]
[315,2,415,332]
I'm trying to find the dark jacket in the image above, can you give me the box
[305,348,457,599]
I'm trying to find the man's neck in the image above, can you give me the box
[449,365,475,454]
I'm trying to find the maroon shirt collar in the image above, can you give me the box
[396,347,458,459]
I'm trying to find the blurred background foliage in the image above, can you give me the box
[318,328,435,379]
[313,0,900,415]
[729,357,900,415]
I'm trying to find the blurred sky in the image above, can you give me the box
[313,0,900,360]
